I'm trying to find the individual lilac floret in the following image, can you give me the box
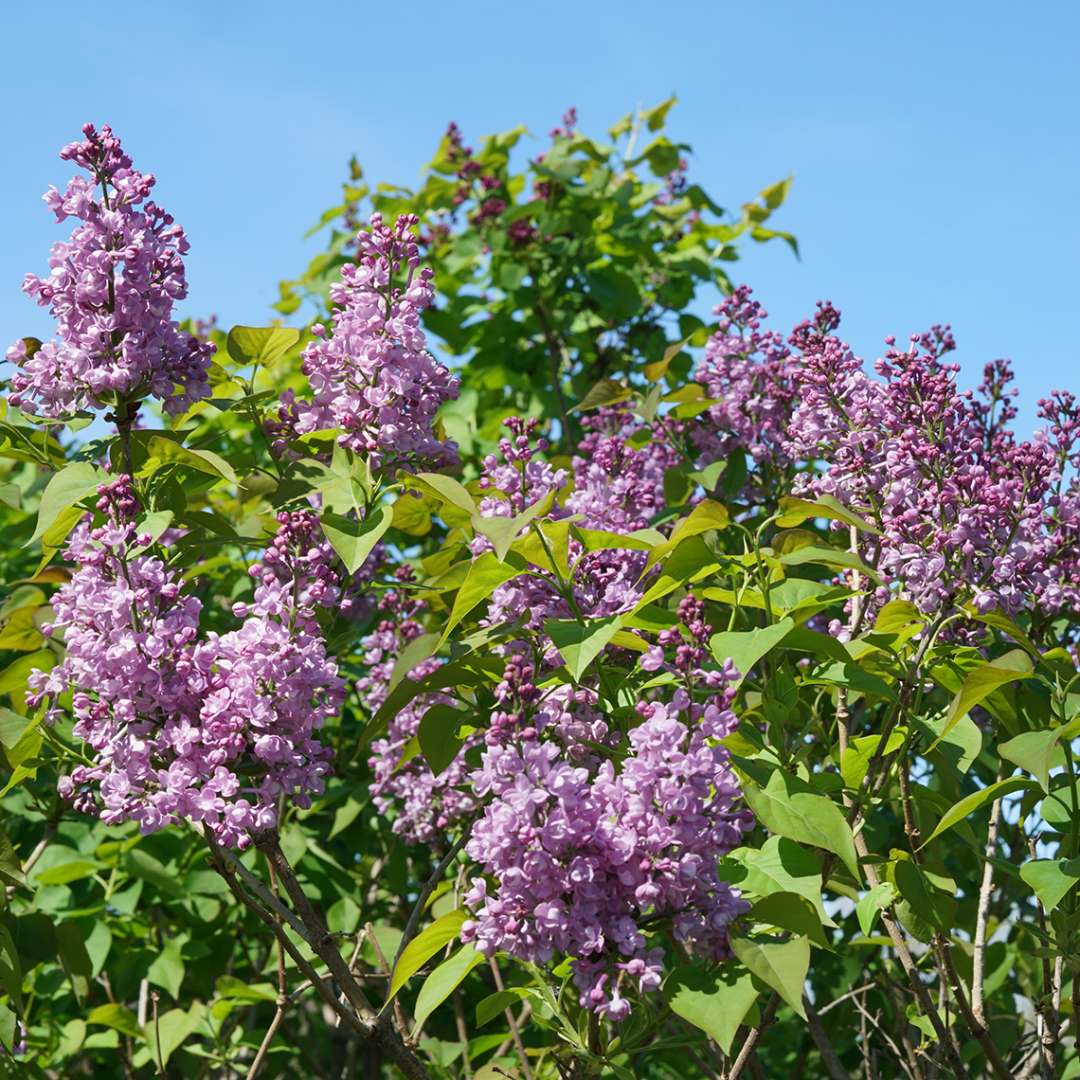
[35,491,343,849]
[7,124,213,418]
[273,213,459,472]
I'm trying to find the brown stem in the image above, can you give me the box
[209,832,431,1080]
[246,861,290,1080]
[803,994,849,1079]
[971,772,1005,1027]
[488,957,535,1080]
[727,995,779,1079]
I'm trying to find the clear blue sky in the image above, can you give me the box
[3,1,1077,435]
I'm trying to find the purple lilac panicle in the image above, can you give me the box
[35,489,343,848]
[7,124,212,418]
[273,213,458,472]
[461,598,752,1019]
[783,308,1059,623]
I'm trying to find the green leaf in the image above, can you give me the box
[215,975,278,1003]
[476,989,530,1027]
[806,660,896,699]
[748,892,827,947]
[147,935,185,999]
[0,649,55,698]
[644,334,693,382]
[35,857,105,886]
[710,619,796,687]
[410,472,477,518]
[438,552,527,645]
[124,849,184,897]
[28,461,106,545]
[999,729,1064,793]
[841,730,906,789]
[225,325,300,367]
[141,436,237,484]
[412,944,484,1031]
[86,1003,143,1040]
[933,650,1034,747]
[364,653,505,744]
[778,544,879,581]
[545,616,625,680]
[739,769,860,882]
[775,495,880,535]
[388,909,467,1002]
[642,94,678,132]
[0,1003,15,1054]
[1020,859,1080,914]
[856,882,897,936]
[56,920,92,1004]
[418,703,467,775]
[890,861,955,940]
[873,599,924,635]
[724,838,831,923]
[645,499,729,569]
[575,378,632,412]
[0,706,29,750]
[964,606,1039,656]
[0,925,22,1012]
[665,964,758,1054]
[730,936,810,1018]
[321,504,392,574]
[473,491,555,562]
[0,829,24,888]
[920,776,1037,848]
[144,1003,203,1068]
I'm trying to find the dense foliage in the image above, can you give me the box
[0,104,1078,1080]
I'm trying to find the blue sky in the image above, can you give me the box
[3,1,1077,434]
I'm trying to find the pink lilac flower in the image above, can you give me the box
[6,124,212,418]
[272,213,458,472]
[784,307,1059,622]
[35,488,343,849]
[691,285,798,490]
[461,599,751,1018]
[476,414,673,637]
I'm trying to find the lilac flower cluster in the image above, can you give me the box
[782,308,1061,619]
[691,285,798,482]
[461,598,752,1019]
[33,487,343,848]
[7,125,212,418]
[273,213,459,471]
[476,413,675,636]
[363,568,477,846]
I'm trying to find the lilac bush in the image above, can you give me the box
[5,115,1080,1080]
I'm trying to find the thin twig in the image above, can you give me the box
[246,860,290,1080]
[488,957,535,1080]
[727,995,779,1079]
[803,994,849,1079]
[387,831,470,1001]
[972,766,1005,1026]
